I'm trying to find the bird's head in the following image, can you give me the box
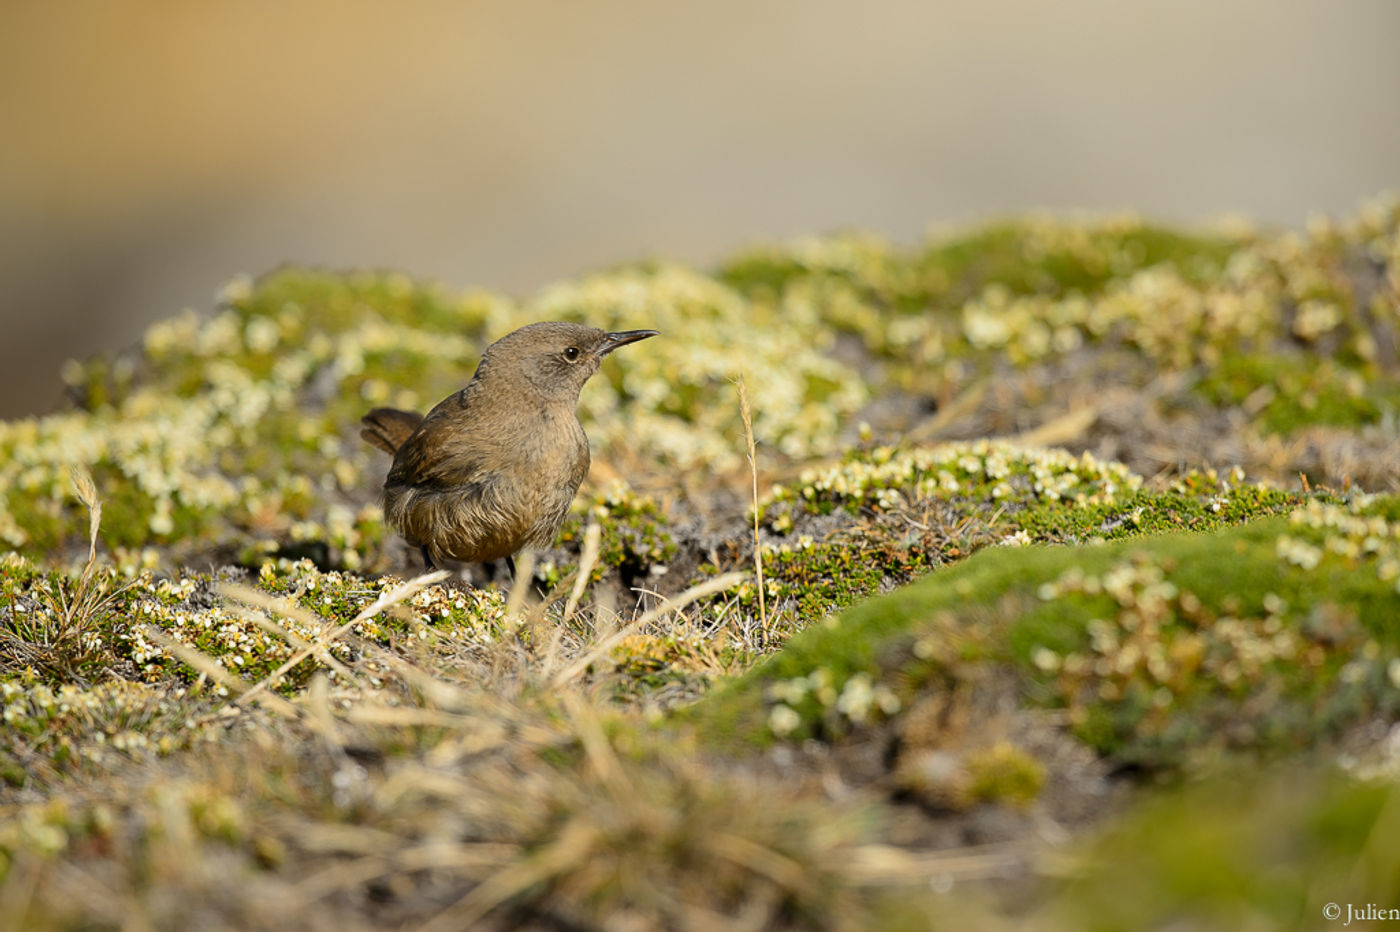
[476,321,658,402]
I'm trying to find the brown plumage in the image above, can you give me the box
[361,321,657,573]
[360,407,423,456]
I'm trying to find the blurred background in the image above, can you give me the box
[2,0,1397,419]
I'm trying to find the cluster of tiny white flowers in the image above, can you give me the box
[960,286,1086,362]
[1,679,187,764]
[859,194,1400,384]
[1033,557,1330,703]
[776,440,1142,516]
[1278,498,1400,590]
[1275,536,1325,571]
[765,667,901,737]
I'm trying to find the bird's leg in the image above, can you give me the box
[477,557,515,584]
[422,545,473,591]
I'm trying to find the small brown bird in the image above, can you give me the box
[361,321,657,575]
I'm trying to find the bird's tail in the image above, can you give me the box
[360,407,424,455]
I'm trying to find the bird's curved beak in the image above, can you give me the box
[596,329,659,357]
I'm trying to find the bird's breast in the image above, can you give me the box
[382,407,590,564]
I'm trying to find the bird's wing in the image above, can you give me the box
[384,387,499,492]
[360,407,425,455]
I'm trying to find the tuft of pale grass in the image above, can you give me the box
[412,696,888,931]
[0,467,129,680]
[548,571,746,689]
[216,568,450,711]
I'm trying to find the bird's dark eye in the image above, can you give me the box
[563,346,581,361]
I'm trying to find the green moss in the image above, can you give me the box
[1,558,131,683]
[719,220,1240,316]
[1017,469,1312,543]
[914,219,1240,303]
[0,558,519,782]
[1044,769,1400,931]
[716,201,1400,445]
[747,446,1312,639]
[741,536,935,626]
[8,196,1398,567]
[3,558,491,699]
[3,494,65,553]
[227,267,498,342]
[555,485,677,584]
[604,634,724,703]
[1198,353,1400,434]
[763,441,1143,525]
[696,495,1400,769]
[965,741,1047,807]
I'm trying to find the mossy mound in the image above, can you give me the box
[698,494,1400,779]
[1031,767,1400,932]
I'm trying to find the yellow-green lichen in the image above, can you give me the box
[6,194,1397,568]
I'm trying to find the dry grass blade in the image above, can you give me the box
[1011,404,1099,448]
[549,571,746,688]
[563,521,602,622]
[72,467,101,581]
[340,705,477,728]
[304,672,344,746]
[421,820,598,932]
[139,624,298,720]
[0,854,42,928]
[504,549,537,621]
[522,542,606,640]
[226,595,364,690]
[735,374,768,636]
[342,638,470,712]
[707,832,816,899]
[38,861,125,928]
[219,569,449,710]
[844,840,1032,884]
[563,691,632,797]
[295,841,519,904]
